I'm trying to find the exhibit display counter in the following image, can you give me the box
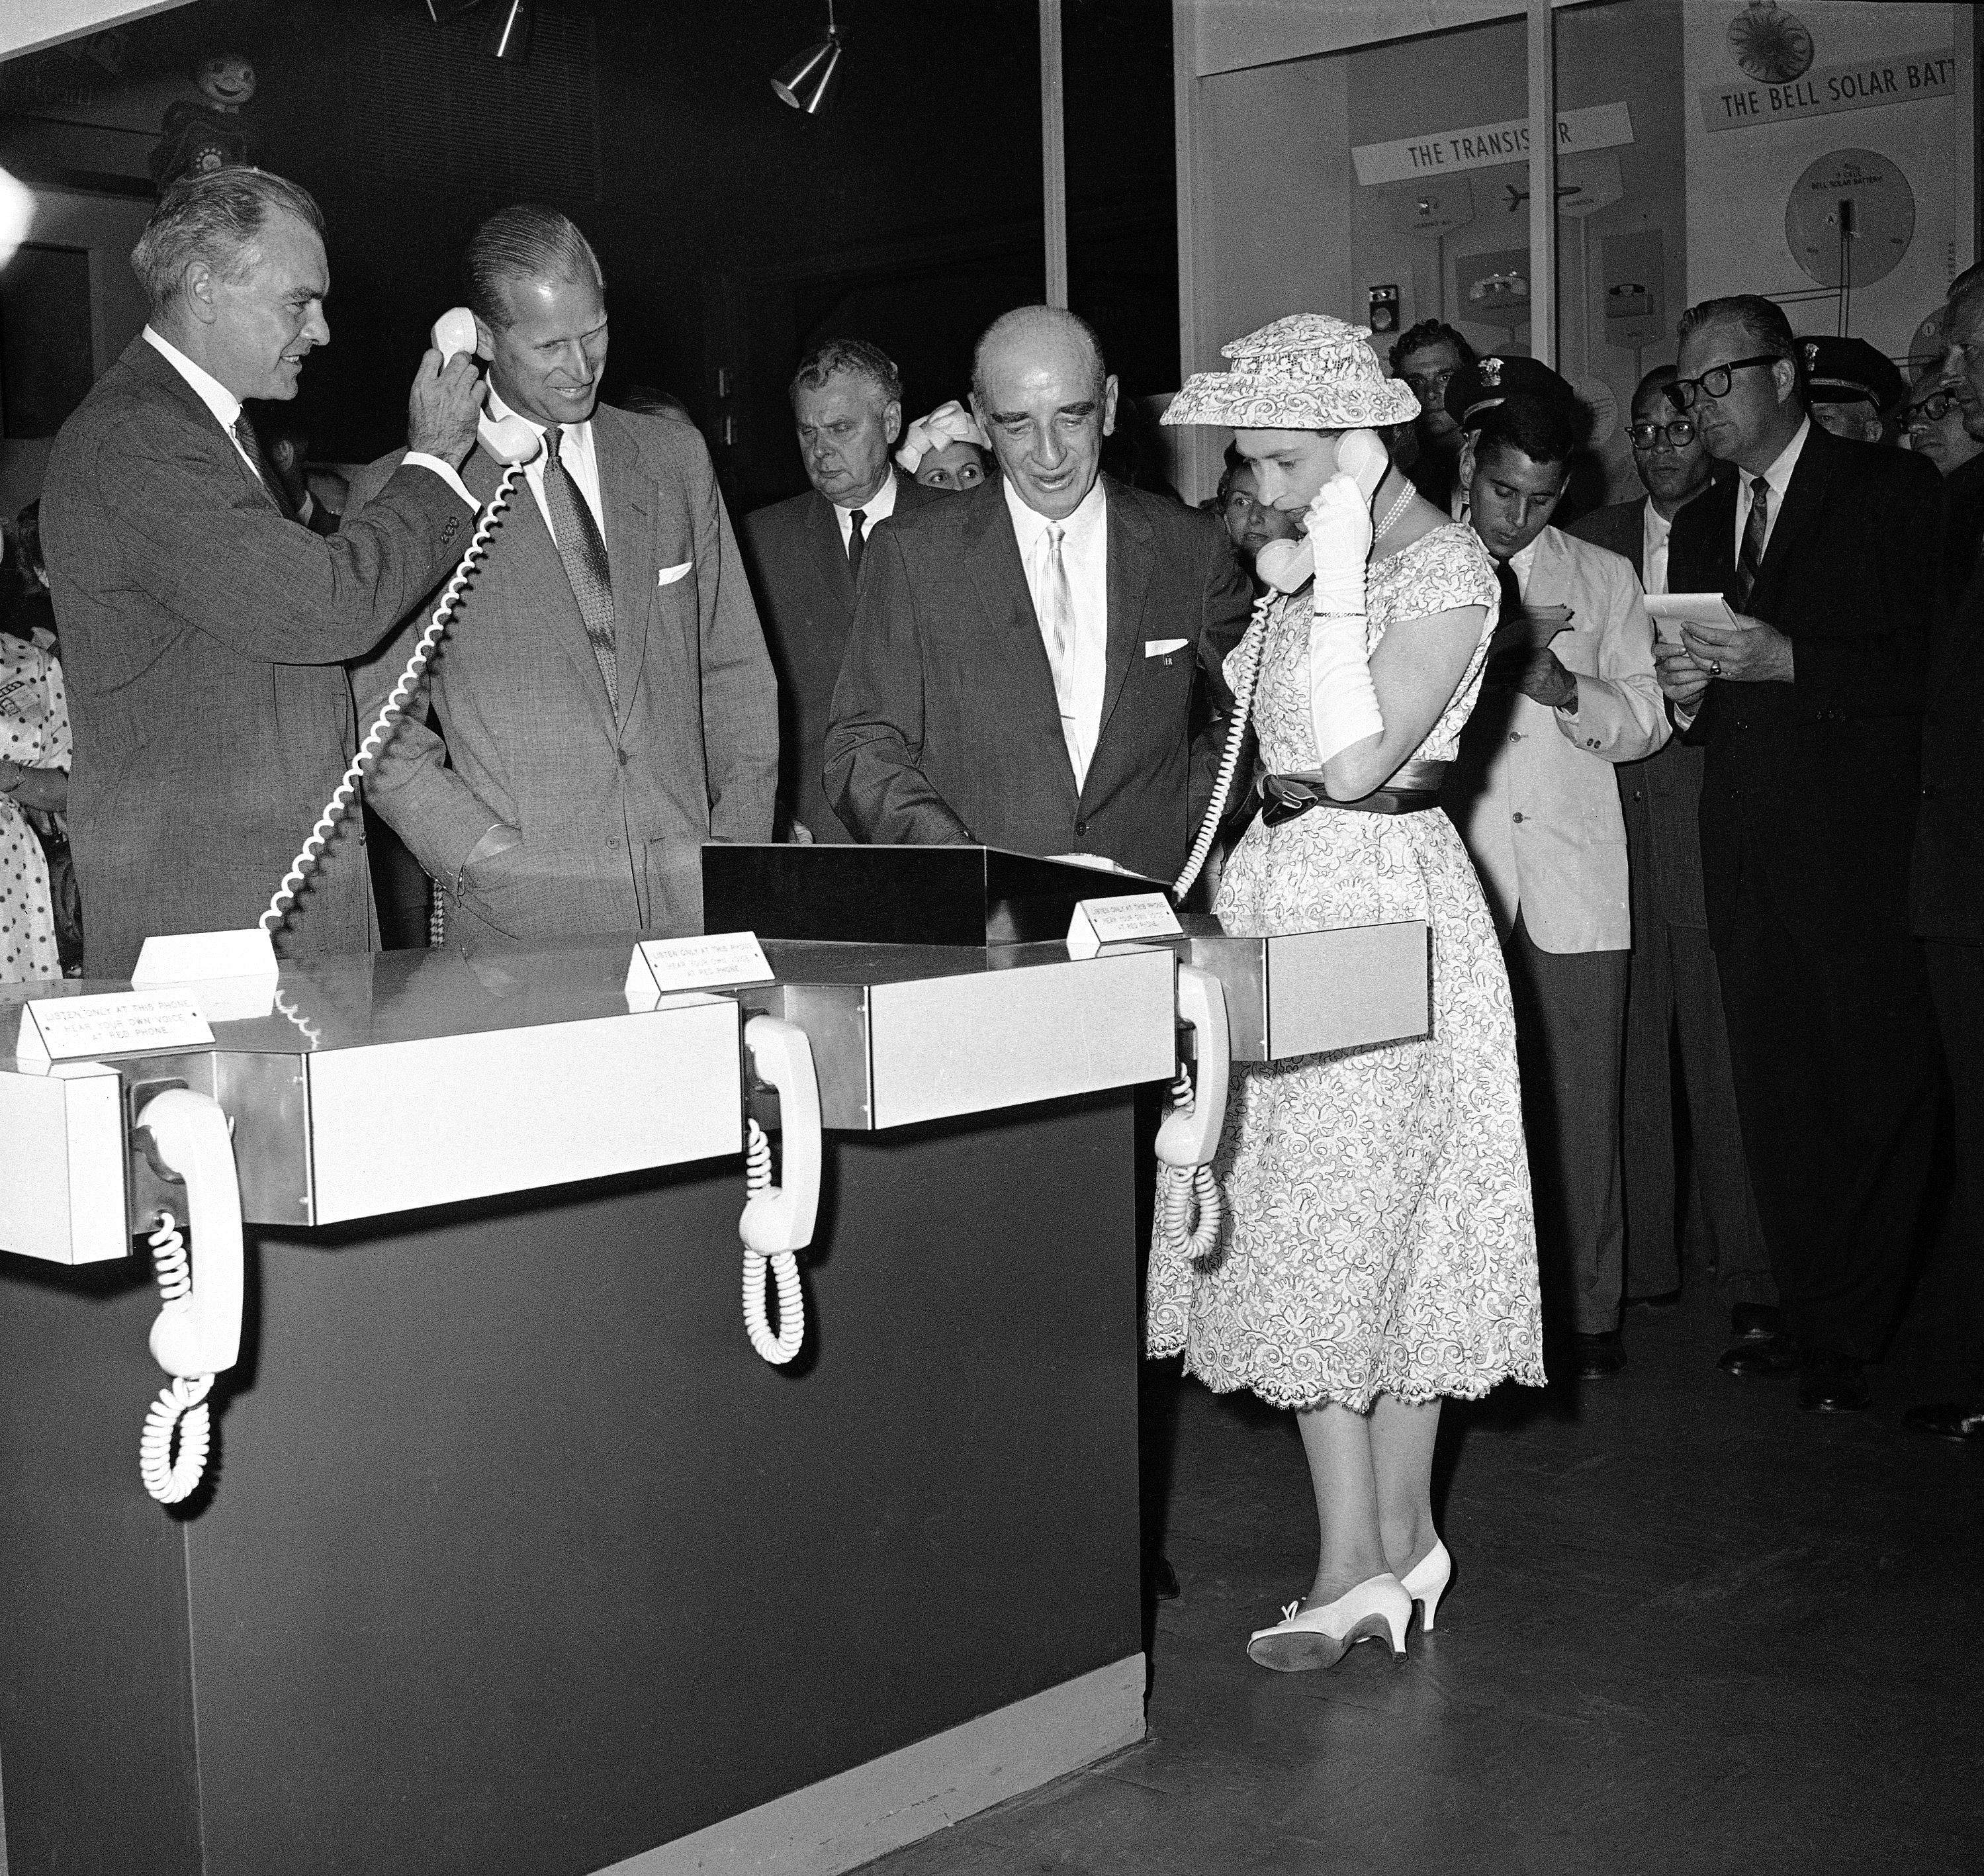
[0,854,1429,1876]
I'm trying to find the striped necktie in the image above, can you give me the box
[1735,476,1769,609]
[542,424,617,710]
[232,414,298,522]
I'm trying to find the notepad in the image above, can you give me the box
[1646,593,1738,644]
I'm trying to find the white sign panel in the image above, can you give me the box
[625,930,775,999]
[15,991,214,1064]
[1066,893,1183,960]
[1353,101,1635,187]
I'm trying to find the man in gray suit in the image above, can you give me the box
[825,307,1250,880]
[354,205,777,943]
[40,167,485,977]
[1568,366,1775,1345]
[739,340,938,842]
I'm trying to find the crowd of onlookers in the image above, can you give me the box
[11,186,1977,1439]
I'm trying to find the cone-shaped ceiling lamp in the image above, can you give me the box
[772,3,844,116]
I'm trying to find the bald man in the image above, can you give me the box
[825,305,1250,881]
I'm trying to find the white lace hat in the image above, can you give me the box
[1162,314,1420,430]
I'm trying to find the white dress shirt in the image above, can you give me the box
[833,469,897,550]
[1733,415,1809,566]
[1642,501,1675,599]
[1005,475,1109,787]
[144,326,473,512]
[487,386,605,541]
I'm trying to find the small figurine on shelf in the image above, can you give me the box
[148,54,259,195]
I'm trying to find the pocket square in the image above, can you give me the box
[656,560,694,586]
[1144,638,1189,658]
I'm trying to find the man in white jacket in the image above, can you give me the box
[1442,390,1668,1378]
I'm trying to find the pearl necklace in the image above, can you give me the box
[1372,478,1415,544]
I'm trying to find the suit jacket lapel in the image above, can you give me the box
[129,338,289,518]
[468,444,617,730]
[1095,477,1151,756]
[966,489,1071,778]
[1748,423,1834,617]
[592,408,650,731]
[805,492,856,615]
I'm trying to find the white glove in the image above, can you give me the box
[1307,606,1383,766]
[1304,472,1373,618]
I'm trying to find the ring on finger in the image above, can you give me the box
[1709,660,1723,677]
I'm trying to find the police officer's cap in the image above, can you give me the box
[1800,336,1905,413]
[1443,354,1578,430]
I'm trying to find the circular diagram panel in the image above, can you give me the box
[1785,148,1915,289]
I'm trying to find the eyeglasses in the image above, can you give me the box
[1903,390,1958,426]
[1627,418,1697,450]
[1668,355,1780,410]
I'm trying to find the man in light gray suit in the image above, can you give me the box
[353,206,777,943]
[41,167,486,977]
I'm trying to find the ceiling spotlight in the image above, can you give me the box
[772,2,844,116]
[481,0,531,62]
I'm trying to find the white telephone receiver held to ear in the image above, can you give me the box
[432,306,542,467]
[1253,427,1389,594]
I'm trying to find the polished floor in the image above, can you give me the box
[860,1241,1982,1876]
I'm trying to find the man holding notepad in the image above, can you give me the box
[1656,294,1942,1415]
[1441,379,1666,1378]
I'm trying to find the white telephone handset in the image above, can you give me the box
[1252,427,1389,594]
[432,306,541,467]
[135,1088,246,1504]
[1152,963,1232,1267]
[738,1014,823,1365]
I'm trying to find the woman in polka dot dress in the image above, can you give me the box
[0,631,71,983]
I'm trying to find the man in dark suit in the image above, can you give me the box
[825,306,1251,881]
[1568,367,1774,1345]
[40,167,484,978]
[739,341,938,842]
[1656,295,1944,1413]
[1903,278,1984,1441]
[353,205,777,944]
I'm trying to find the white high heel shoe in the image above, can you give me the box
[1246,1572,1412,1672]
[1400,1539,1452,1632]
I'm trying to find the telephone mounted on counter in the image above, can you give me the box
[1152,963,1232,1269]
[132,1087,246,1504]
[737,1014,823,1366]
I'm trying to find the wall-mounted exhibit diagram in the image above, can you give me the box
[1173,0,1973,503]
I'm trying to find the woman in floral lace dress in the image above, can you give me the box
[1154,316,1543,1671]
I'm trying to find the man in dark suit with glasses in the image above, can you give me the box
[1655,295,1942,1415]
[1568,367,1774,1353]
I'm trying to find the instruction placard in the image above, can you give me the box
[1066,893,1183,960]
[15,991,214,1064]
[625,931,775,999]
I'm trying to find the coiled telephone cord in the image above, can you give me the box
[138,1211,215,1505]
[741,1119,805,1365]
[261,464,527,934]
[1171,591,1272,901]
[1154,1073,1224,1270]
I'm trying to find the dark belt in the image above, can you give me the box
[1261,759,1449,825]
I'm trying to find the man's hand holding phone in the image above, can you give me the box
[407,347,486,468]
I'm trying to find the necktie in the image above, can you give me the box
[1496,556,1523,627]
[1043,523,1081,776]
[846,508,867,586]
[1735,476,1770,609]
[232,414,298,522]
[541,424,617,711]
